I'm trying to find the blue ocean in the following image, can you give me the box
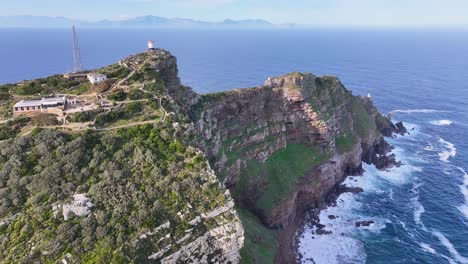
[1,28,467,264]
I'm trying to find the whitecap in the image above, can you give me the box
[410,183,428,231]
[299,229,366,264]
[457,167,468,220]
[424,143,436,151]
[391,109,449,114]
[364,157,422,185]
[411,196,427,230]
[430,120,454,126]
[419,242,437,254]
[432,231,468,264]
[298,193,370,264]
[438,138,457,162]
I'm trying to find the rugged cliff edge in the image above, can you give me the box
[186,71,402,263]
[0,49,403,263]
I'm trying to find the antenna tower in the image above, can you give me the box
[72,26,84,73]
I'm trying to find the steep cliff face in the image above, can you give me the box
[0,49,400,264]
[117,50,401,263]
[186,71,398,262]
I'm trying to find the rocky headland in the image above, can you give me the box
[0,49,404,263]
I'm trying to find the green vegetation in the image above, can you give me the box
[335,134,357,153]
[98,64,131,79]
[30,114,59,126]
[351,98,377,138]
[234,144,328,211]
[128,89,146,100]
[3,75,82,96]
[238,208,277,264]
[69,83,90,95]
[0,124,228,263]
[108,90,127,101]
[0,117,30,140]
[68,109,104,123]
[94,101,149,128]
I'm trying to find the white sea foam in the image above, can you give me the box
[391,109,449,114]
[430,120,454,126]
[419,242,437,254]
[457,167,468,220]
[299,162,405,263]
[298,193,368,264]
[411,196,427,230]
[424,143,436,151]
[364,151,422,185]
[410,183,428,231]
[433,231,468,264]
[438,138,457,162]
[419,241,458,264]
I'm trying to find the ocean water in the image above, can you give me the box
[1,28,468,263]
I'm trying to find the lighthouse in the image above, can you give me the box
[147,40,155,50]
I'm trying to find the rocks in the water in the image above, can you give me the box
[328,215,337,220]
[379,120,408,137]
[316,229,332,235]
[316,224,326,229]
[373,153,402,170]
[314,223,332,235]
[355,220,375,227]
[394,121,408,135]
[337,185,364,195]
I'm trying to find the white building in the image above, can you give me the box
[87,73,107,84]
[13,96,67,116]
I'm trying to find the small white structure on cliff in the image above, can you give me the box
[148,40,156,50]
[87,73,107,84]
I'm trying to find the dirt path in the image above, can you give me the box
[95,120,158,131]
[110,70,136,91]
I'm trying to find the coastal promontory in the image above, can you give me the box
[0,49,402,263]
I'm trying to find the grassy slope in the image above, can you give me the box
[234,144,328,212]
[238,208,277,264]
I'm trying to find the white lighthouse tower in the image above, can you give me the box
[147,40,155,50]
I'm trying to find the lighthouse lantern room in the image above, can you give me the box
[147,40,156,50]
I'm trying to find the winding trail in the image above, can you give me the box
[110,70,136,92]
[95,120,158,131]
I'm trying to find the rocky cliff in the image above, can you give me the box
[123,49,401,263]
[0,49,402,264]
[183,68,400,262]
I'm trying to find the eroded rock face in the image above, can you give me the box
[126,50,399,263]
[185,70,399,263]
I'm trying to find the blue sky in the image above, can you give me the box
[1,0,468,26]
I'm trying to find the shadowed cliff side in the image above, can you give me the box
[122,49,403,263]
[0,49,402,264]
[187,71,401,263]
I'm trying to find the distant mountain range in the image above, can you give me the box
[0,15,291,28]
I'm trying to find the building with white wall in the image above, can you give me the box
[87,73,107,84]
[13,96,68,116]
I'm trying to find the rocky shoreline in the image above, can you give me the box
[278,123,407,264]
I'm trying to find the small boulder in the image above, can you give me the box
[355,220,375,227]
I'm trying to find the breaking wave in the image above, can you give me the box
[298,190,372,264]
[457,167,468,220]
[391,109,449,114]
[298,161,409,264]
[430,120,454,126]
[432,231,468,264]
[412,196,426,229]
[419,242,437,254]
[438,138,457,162]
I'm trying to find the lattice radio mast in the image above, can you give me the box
[72,26,84,73]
